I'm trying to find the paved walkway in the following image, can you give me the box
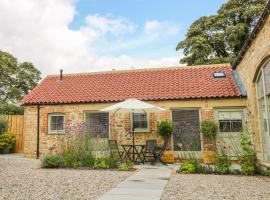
[98,165,172,200]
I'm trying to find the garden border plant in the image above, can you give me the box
[0,117,16,154]
[177,125,270,176]
[41,120,134,171]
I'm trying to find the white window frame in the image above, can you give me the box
[256,62,270,161]
[48,113,65,134]
[215,108,244,133]
[131,112,150,133]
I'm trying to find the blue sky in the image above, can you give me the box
[69,0,226,58]
[0,0,227,75]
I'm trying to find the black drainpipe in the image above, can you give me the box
[36,105,40,159]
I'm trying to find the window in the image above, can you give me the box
[48,114,65,134]
[213,71,226,78]
[217,111,243,132]
[256,61,270,161]
[84,112,109,138]
[132,112,149,132]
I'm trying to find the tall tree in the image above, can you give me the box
[177,0,266,65]
[0,50,41,114]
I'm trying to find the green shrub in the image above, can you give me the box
[61,134,95,167]
[0,117,8,135]
[0,103,24,115]
[157,120,175,139]
[42,154,65,168]
[216,150,230,174]
[200,120,218,140]
[0,132,16,153]
[255,164,270,176]
[197,165,215,174]
[230,168,242,175]
[178,160,198,173]
[93,157,118,169]
[118,162,134,171]
[239,128,256,175]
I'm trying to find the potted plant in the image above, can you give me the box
[157,120,175,163]
[200,120,218,164]
[0,132,16,154]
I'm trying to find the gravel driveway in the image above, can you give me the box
[162,173,270,200]
[0,154,132,200]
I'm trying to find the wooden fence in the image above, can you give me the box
[1,115,24,153]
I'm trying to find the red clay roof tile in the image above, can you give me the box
[22,64,243,105]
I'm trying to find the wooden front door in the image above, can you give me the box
[172,109,201,159]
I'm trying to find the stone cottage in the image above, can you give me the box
[233,0,270,166]
[22,64,247,163]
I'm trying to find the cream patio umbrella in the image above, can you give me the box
[100,98,165,162]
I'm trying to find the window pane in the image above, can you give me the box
[50,116,64,132]
[257,73,264,99]
[219,120,231,132]
[231,120,242,132]
[258,98,268,133]
[264,62,270,95]
[50,123,57,131]
[50,116,58,125]
[133,113,148,129]
[264,64,270,136]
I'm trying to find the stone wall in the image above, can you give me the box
[236,14,270,161]
[23,98,247,160]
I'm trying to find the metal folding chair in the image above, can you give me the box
[143,140,157,164]
[108,140,124,160]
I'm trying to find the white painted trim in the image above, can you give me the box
[255,62,270,161]
[48,113,65,134]
[214,108,245,133]
[256,71,265,160]
[130,112,150,133]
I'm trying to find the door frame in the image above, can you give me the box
[214,107,246,158]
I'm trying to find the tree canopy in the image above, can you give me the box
[0,50,41,114]
[177,0,266,65]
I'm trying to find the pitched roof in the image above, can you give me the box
[233,0,270,69]
[22,64,244,105]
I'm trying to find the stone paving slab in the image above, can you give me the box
[98,165,172,200]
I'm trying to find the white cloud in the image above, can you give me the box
[144,20,180,36]
[0,0,181,76]
[85,15,137,35]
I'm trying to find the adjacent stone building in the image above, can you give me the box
[22,64,247,163]
[233,1,270,165]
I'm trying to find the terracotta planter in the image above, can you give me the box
[203,138,217,164]
[161,150,174,163]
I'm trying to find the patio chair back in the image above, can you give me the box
[145,140,157,153]
[108,140,118,151]
[108,140,124,161]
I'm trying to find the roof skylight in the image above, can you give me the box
[213,71,226,78]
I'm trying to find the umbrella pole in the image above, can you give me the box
[132,112,135,162]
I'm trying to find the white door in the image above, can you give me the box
[215,109,245,157]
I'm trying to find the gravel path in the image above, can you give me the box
[0,154,132,200]
[162,173,270,200]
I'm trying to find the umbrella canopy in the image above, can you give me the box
[100,98,165,163]
[100,98,165,113]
